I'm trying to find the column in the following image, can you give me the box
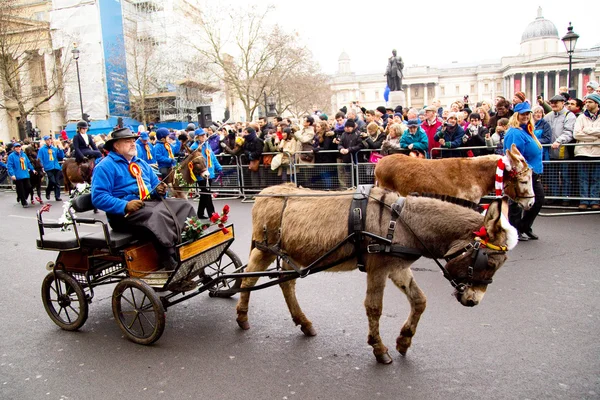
[406,84,411,107]
[423,83,428,106]
[510,75,515,100]
[577,70,583,96]
[543,72,549,98]
[531,72,537,100]
[0,83,12,143]
[44,50,65,135]
[521,73,526,96]
[555,70,561,94]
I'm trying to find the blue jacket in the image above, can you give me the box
[199,141,222,180]
[400,128,429,152]
[154,141,177,168]
[434,125,465,149]
[7,151,35,180]
[190,140,200,151]
[91,152,160,216]
[208,134,222,155]
[534,118,552,161]
[37,144,64,171]
[136,139,156,165]
[504,125,543,174]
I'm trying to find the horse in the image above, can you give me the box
[236,184,518,364]
[374,144,535,210]
[62,158,94,194]
[164,149,207,199]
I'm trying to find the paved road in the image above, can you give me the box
[0,190,598,400]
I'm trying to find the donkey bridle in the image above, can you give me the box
[505,166,536,202]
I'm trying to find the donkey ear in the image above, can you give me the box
[483,199,503,241]
[506,144,525,171]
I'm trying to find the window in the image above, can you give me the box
[414,88,419,97]
[360,91,365,100]
[484,83,489,92]
[455,85,460,95]
[497,81,502,91]
[470,84,475,93]
[375,91,379,100]
[441,86,445,96]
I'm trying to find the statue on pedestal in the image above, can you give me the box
[385,49,404,92]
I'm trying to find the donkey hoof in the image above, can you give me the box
[237,319,250,330]
[376,352,393,364]
[301,325,317,336]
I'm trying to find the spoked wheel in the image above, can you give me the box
[41,270,88,331]
[206,249,245,298]
[112,278,165,345]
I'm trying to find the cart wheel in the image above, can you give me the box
[41,270,88,331]
[207,249,245,298]
[112,278,165,345]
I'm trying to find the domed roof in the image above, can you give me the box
[338,51,350,61]
[521,7,558,43]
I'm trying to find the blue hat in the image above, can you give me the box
[406,119,420,127]
[156,128,170,140]
[13,142,22,147]
[514,102,532,114]
[195,128,206,136]
[43,135,51,141]
[140,132,149,140]
[586,92,600,105]
[394,113,403,118]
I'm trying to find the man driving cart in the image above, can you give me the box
[91,127,196,270]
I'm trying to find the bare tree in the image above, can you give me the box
[191,6,313,121]
[271,66,333,119]
[0,0,71,139]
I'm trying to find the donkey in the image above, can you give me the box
[236,184,518,364]
[164,149,207,199]
[374,144,535,210]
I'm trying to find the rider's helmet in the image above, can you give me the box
[76,120,89,130]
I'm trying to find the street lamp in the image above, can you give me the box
[71,43,84,120]
[561,22,579,95]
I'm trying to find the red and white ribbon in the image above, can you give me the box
[495,156,508,197]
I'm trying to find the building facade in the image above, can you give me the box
[331,8,600,112]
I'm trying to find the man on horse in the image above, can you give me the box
[91,127,196,270]
[72,121,102,163]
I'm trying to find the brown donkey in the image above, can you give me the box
[163,149,207,199]
[374,144,534,209]
[236,184,518,364]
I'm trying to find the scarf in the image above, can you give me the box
[20,155,25,170]
[204,144,212,168]
[48,148,54,161]
[128,162,150,200]
[165,142,174,159]
[144,143,153,160]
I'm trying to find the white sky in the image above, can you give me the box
[208,0,598,75]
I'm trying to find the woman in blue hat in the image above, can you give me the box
[504,102,544,241]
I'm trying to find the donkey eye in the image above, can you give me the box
[519,180,528,184]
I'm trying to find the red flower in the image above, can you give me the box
[221,227,229,234]
[202,224,210,230]
[212,192,218,198]
[210,213,220,223]
[220,215,228,223]
[218,223,224,228]
[223,204,230,215]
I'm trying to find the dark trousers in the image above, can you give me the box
[45,169,62,199]
[509,173,545,234]
[196,179,215,218]
[15,178,31,206]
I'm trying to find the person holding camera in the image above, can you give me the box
[462,113,489,157]
[433,112,465,158]
[336,119,364,188]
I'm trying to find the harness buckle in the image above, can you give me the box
[388,220,396,231]
[367,244,380,253]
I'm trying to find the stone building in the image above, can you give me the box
[331,8,600,112]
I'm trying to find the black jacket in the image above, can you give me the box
[72,133,98,161]
[337,130,365,163]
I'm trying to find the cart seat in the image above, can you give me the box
[36,232,89,250]
[80,230,136,249]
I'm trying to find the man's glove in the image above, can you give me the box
[155,183,167,196]
[125,200,144,214]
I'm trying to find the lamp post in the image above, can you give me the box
[71,43,84,120]
[561,22,579,96]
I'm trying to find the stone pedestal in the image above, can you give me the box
[388,90,406,109]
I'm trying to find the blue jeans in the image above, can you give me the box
[578,160,600,205]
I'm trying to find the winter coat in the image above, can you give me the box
[462,125,489,156]
[136,139,156,165]
[295,126,315,164]
[7,150,34,180]
[504,124,543,174]
[400,128,429,153]
[573,111,600,157]
[208,134,222,155]
[314,132,337,163]
[544,108,576,159]
[337,130,365,163]
[38,144,64,171]
[154,141,177,168]
[199,141,222,180]
[241,132,263,162]
[434,124,465,157]
[421,118,442,156]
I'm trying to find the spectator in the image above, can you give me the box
[434,112,465,157]
[462,113,489,157]
[536,95,552,114]
[476,106,491,127]
[347,110,365,133]
[573,93,600,211]
[272,127,297,182]
[489,99,513,134]
[400,119,428,158]
[532,105,552,161]
[504,102,544,241]
[337,119,364,187]
[422,105,442,158]
[486,118,510,155]
[333,112,346,136]
[358,122,385,162]
[545,94,576,204]
[513,91,526,107]
[481,100,494,118]
[241,126,263,190]
[6,142,36,207]
[417,109,426,122]
[430,98,443,118]
[584,81,598,98]
[567,98,584,117]
[295,116,316,165]
[380,123,403,155]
